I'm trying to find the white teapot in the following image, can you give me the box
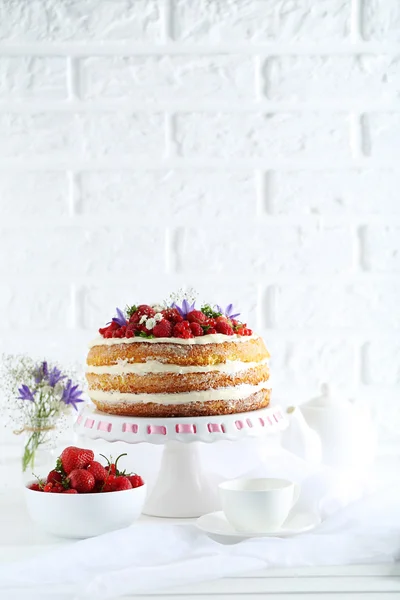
[281,384,377,470]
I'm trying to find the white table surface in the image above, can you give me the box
[1,487,399,600]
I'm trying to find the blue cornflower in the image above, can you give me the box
[216,303,241,320]
[34,361,49,384]
[172,299,196,317]
[110,307,127,327]
[61,379,84,411]
[18,384,36,402]
[47,367,66,387]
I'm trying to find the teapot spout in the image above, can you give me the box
[281,406,322,465]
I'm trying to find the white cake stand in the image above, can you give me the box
[74,405,288,518]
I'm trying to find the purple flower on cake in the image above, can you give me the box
[172,299,196,317]
[111,307,127,327]
[216,303,241,320]
[61,379,84,411]
[18,384,36,402]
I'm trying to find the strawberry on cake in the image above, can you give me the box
[86,298,271,417]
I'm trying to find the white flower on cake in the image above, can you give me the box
[145,318,156,330]
[152,304,164,313]
[139,315,147,325]
[154,313,163,322]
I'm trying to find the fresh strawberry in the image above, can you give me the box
[136,305,155,319]
[112,476,132,491]
[28,483,42,492]
[187,310,206,323]
[43,483,53,493]
[102,474,117,492]
[60,446,94,475]
[100,453,127,477]
[189,322,203,336]
[128,311,141,325]
[47,469,63,485]
[207,327,217,334]
[69,469,96,493]
[86,461,107,483]
[153,319,172,338]
[93,481,104,493]
[215,321,234,335]
[63,488,78,494]
[128,474,145,488]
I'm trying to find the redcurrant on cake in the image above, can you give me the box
[86,298,271,418]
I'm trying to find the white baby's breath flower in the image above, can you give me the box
[146,318,156,330]
[139,315,147,325]
[54,382,64,397]
[154,312,163,322]
[152,304,164,313]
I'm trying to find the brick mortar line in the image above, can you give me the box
[0,158,397,169]
[164,113,175,158]
[2,216,399,227]
[0,43,399,55]
[0,102,398,112]
[350,0,362,43]
[66,56,79,100]
[4,274,398,284]
[161,0,172,43]
[349,112,364,159]
[360,342,369,385]
[358,226,369,270]
[68,284,78,329]
[255,170,266,216]
[66,171,77,217]
[254,55,263,101]
[164,227,172,274]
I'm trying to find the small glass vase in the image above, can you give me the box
[20,417,59,478]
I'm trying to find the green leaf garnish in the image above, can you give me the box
[201,304,222,318]
[126,305,137,318]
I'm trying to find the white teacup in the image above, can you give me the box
[218,478,300,533]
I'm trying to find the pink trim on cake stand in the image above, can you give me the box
[74,405,287,518]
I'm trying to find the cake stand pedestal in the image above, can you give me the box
[75,405,287,518]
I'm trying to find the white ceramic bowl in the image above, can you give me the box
[24,481,147,538]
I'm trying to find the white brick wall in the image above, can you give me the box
[0,0,399,455]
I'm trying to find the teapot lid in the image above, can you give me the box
[303,383,343,408]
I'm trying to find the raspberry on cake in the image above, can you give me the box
[86,297,271,418]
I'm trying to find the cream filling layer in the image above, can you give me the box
[88,333,259,349]
[88,382,270,406]
[86,358,269,376]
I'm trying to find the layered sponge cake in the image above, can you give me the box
[86,300,271,417]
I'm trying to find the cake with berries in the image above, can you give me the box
[86,298,271,418]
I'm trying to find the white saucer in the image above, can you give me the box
[196,510,321,544]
